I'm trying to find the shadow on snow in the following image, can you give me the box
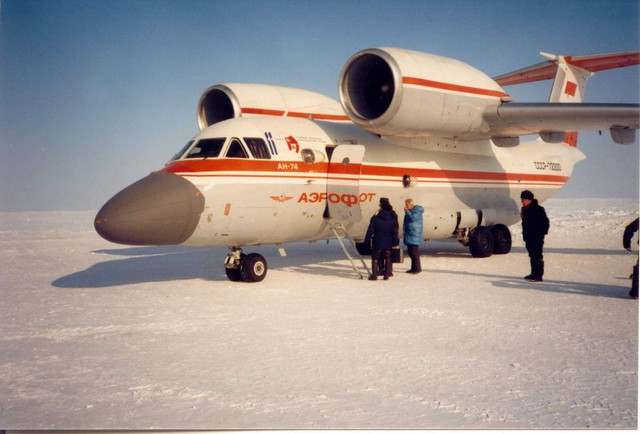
[52,242,634,299]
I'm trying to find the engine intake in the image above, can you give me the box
[339,48,509,138]
[197,85,239,129]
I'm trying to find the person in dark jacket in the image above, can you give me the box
[520,190,549,282]
[623,218,638,299]
[403,199,424,274]
[365,198,399,280]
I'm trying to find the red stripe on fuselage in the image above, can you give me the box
[163,159,568,185]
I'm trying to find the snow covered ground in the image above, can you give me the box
[0,198,638,430]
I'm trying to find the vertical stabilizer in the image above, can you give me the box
[541,53,594,146]
[541,52,594,103]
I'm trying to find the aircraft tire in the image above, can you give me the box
[490,224,512,255]
[240,253,268,282]
[225,267,244,282]
[224,252,246,281]
[469,226,494,258]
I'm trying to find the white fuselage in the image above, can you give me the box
[162,116,585,248]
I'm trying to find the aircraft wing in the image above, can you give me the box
[483,102,640,137]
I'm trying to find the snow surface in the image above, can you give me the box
[0,198,638,430]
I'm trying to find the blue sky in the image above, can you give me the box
[1,0,638,212]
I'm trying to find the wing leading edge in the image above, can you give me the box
[483,103,639,143]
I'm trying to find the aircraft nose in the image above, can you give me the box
[94,171,205,245]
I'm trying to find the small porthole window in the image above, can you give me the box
[342,157,350,166]
[301,149,315,164]
[403,174,417,188]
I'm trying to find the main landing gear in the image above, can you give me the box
[459,224,512,258]
[224,247,268,282]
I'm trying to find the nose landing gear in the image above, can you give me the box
[224,247,268,282]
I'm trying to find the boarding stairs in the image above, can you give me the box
[327,219,370,279]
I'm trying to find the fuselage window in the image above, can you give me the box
[244,138,272,159]
[169,140,194,162]
[225,138,249,159]
[186,138,226,159]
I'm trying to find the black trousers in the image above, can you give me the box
[525,238,544,261]
[372,249,391,278]
[407,244,421,272]
[631,260,638,298]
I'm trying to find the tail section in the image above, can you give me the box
[541,52,593,103]
[543,53,593,146]
[494,51,640,147]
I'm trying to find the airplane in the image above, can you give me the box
[94,47,640,282]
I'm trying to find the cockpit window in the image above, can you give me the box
[186,138,226,159]
[225,138,249,158]
[244,137,271,159]
[169,140,194,162]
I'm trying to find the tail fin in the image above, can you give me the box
[494,51,639,147]
[543,53,594,146]
[541,52,593,103]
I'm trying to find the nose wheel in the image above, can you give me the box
[224,248,268,282]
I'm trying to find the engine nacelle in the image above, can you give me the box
[197,83,347,130]
[338,48,510,138]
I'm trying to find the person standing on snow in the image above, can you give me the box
[365,197,399,281]
[623,218,638,299]
[403,198,424,274]
[520,190,549,282]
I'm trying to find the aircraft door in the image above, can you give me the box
[326,144,365,225]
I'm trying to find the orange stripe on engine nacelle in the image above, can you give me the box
[403,76,510,99]
[241,108,286,116]
[287,111,350,121]
[241,107,350,121]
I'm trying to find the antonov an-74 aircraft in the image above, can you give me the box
[95,47,639,282]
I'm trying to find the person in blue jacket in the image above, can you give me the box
[364,198,399,280]
[403,198,424,274]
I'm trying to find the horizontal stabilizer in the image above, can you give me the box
[494,51,640,86]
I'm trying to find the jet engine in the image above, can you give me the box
[338,48,510,138]
[197,83,347,130]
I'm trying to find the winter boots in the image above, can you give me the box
[524,259,544,282]
[630,263,638,299]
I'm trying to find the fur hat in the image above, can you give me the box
[520,190,534,200]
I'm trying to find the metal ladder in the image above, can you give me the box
[327,219,370,279]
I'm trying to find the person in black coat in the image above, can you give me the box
[520,190,549,282]
[364,198,399,280]
[623,218,638,299]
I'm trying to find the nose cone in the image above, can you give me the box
[95,171,204,245]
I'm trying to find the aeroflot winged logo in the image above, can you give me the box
[285,136,300,153]
[269,194,295,203]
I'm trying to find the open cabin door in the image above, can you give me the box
[326,144,365,225]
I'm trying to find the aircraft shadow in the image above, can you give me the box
[431,269,632,299]
[52,242,635,291]
[53,247,224,288]
[427,244,631,258]
[52,242,351,288]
